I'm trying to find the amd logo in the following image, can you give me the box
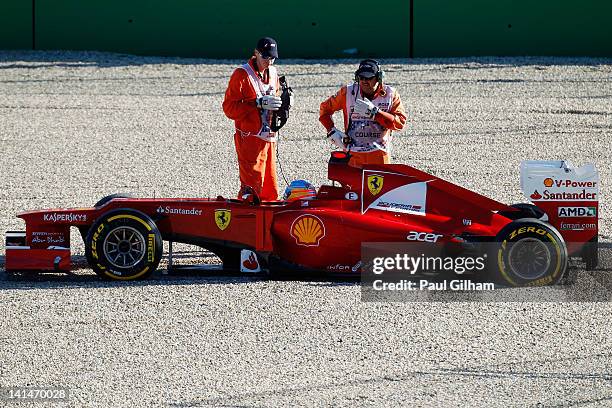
[558,206,596,218]
[407,231,442,243]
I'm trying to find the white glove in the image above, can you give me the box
[354,98,379,118]
[256,95,282,111]
[327,127,347,150]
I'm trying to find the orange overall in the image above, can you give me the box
[223,58,280,201]
[319,85,407,167]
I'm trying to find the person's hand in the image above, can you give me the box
[327,127,348,150]
[354,98,379,118]
[256,95,282,111]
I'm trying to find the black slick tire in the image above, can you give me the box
[492,218,568,286]
[85,209,162,280]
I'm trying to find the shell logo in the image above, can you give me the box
[290,215,326,247]
[543,178,554,187]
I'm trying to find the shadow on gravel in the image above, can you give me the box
[0,273,358,291]
[0,271,264,290]
[0,254,359,291]
[2,252,611,295]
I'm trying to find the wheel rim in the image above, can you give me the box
[103,226,146,268]
[507,237,552,280]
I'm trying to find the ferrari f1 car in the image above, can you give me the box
[5,152,600,286]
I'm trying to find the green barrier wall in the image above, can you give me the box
[414,0,612,57]
[1,1,610,57]
[0,0,32,50]
[34,0,410,58]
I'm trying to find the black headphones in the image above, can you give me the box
[354,59,384,83]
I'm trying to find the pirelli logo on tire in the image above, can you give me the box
[508,226,547,240]
[528,275,555,286]
[496,221,565,287]
[90,223,105,260]
[147,234,155,262]
[85,209,162,281]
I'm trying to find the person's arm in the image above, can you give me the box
[319,87,348,132]
[222,69,257,121]
[374,90,406,131]
[374,91,406,130]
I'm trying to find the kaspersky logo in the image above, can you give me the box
[558,207,597,218]
[43,213,87,222]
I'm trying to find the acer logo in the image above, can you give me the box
[407,231,442,243]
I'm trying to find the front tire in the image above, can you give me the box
[492,218,567,286]
[85,209,162,280]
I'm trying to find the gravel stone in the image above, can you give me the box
[0,51,611,407]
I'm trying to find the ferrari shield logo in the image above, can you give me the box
[214,209,231,230]
[367,175,384,196]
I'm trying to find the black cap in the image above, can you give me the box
[256,37,279,58]
[356,60,379,78]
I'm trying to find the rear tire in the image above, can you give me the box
[85,209,162,280]
[492,218,567,286]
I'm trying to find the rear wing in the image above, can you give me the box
[520,160,599,261]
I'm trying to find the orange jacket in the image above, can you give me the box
[319,85,407,133]
[222,58,280,135]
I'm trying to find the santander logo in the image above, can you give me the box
[530,190,542,200]
[242,253,259,270]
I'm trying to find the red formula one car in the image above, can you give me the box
[4,152,600,285]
